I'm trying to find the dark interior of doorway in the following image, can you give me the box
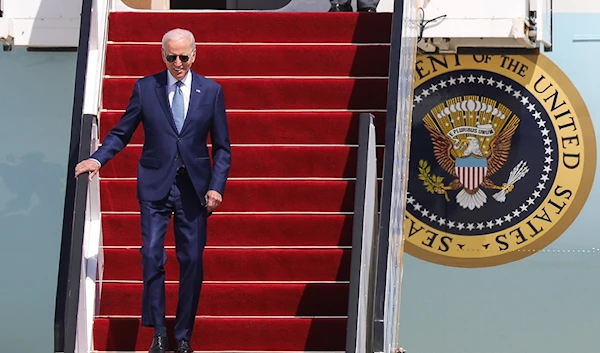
[170,0,291,10]
[170,0,226,9]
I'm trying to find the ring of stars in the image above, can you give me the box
[409,72,556,234]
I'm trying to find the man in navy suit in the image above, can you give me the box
[75,28,231,353]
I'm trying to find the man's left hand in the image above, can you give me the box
[205,190,223,213]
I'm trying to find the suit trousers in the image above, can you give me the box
[330,0,379,9]
[139,171,207,341]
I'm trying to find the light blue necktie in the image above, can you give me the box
[172,81,185,133]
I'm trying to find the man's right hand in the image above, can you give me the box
[75,159,101,181]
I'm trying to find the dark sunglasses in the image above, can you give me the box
[165,54,191,63]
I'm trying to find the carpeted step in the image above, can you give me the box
[100,282,349,316]
[100,145,384,178]
[108,12,391,44]
[99,111,387,145]
[102,214,353,247]
[94,317,347,351]
[100,180,355,212]
[102,77,388,111]
[103,248,351,282]
[106,44,391,77]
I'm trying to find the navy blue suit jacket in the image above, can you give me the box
[92,70,231,203]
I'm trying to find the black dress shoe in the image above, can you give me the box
[175,340,193,353]
[329,3,353,12]
[148,334,168,353]
[358,7,377,12]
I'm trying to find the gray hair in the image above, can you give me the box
[162,28,196,52]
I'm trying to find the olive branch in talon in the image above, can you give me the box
[418,159,451,202]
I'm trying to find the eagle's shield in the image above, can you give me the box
[455,156,488,190]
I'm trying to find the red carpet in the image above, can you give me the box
[100,111,386,144]
[100,282,350,316]
[106,44,391,77]
[95,10,390,352]
[102,214,354,247]
[101,145,384,178]
[107,12,391,43]
[103,249,350,281]
[103,77,388,110]
[94,317,347,351]
[101,180,356,212]
[102,214,352,247]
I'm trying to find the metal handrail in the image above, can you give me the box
[346,113,380,353]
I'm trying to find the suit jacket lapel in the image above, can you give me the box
[154,70,178,133]
[180,72,203,134]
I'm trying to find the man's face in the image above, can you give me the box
[162,37,195,80]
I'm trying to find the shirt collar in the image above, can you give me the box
[167,69,192,88]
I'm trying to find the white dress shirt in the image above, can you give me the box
[167,69,192,119]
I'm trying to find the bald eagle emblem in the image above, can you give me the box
[418,97,530,210]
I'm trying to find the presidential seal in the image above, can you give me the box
[405,54,596,268]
